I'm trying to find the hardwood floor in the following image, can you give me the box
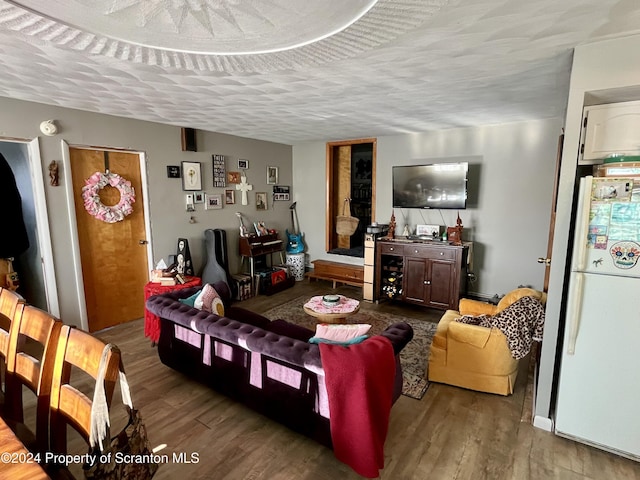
[61,281,640,479]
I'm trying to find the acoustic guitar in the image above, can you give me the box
[285,202,305,254]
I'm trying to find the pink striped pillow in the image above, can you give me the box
[314,323,371,343]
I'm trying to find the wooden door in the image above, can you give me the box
[540,134,563,292]
[70,148,148,332]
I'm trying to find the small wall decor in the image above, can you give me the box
[49,160,59,186]
[227,171,241,184]
[225,189,235,204]
[236,173,253,205]
[273,185,290,201]
[238,159,249,170]
[206,193,223,210]
[167,165,180,178]
[212,154,226,187]
[267,166,278,184]
[255,192,267,211]
[185,194,195,212]
[182,161,202,191]
[194,192,204,204]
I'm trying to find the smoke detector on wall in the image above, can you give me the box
[39,120,58,136]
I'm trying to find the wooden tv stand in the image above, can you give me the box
[375,238,468,310]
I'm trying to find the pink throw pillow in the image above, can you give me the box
[195,284,225,315]
[314,323,371,343]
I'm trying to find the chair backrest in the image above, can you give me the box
[0,287,25,362]
[4,303,62,453]
[49,325,121,455]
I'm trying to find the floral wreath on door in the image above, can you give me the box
[82,171,135,223]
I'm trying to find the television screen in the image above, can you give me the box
[393,162,468,209]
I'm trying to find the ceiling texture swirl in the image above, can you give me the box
[1,0,639,144]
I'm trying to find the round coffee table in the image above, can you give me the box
[303,295,360,324]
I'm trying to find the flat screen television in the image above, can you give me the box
[392,162,468,209]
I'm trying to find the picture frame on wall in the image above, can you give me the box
[194,192,205,203]
[238,159,249,170]
[267,166,278,185]
[255,192,267,211]
[227,171,241,184]
[167,165,180,178]
[212,154,226,187]
[225,189,235,204]
[206,193,223,210]
[182,161,202,191]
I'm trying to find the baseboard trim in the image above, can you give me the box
[533,415,554,432]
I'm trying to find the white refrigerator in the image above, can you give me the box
[555,175,640,460]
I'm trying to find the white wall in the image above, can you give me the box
[0,96,292,327]
[294,118,563,297]
[534,34,640,427]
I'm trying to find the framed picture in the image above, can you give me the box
[255,192,267,211]
[238,159,249,170]
[267,166,278,184]
[225,189,235,204]
[182,161,202,191]
[166,165,180,178]
[194,192,204,204]
[212,154,226,187]
[205,193,223,210]
[227,171,241,184]
[273,185,290,201]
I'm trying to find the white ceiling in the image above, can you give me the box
[1,0,640,145]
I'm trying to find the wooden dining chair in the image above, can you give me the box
[0,287,25,395]
[49,325,121,456]
[4,303,62,453]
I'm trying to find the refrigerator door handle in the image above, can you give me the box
[572,176,593,272]
[566,272,584,355]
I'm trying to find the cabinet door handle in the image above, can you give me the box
[389,247,394,251]
[424,280,431,285]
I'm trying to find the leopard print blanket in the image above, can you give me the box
[456,296,545,359]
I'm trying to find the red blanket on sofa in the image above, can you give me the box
[319,336,396,478]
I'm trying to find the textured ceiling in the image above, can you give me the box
[1,0,640,145]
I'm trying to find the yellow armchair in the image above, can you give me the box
[428,288,546,395]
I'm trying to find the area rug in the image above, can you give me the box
[263,297,438,400]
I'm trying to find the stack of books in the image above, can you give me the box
[150,269,176,286]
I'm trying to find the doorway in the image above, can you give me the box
[326,138,376,257]
[0,139,58,315]
[68,147,150,332]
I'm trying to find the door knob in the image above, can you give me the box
[139,240,149,245]
[537,257,551,266]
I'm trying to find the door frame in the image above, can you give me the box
[325,138,376,253]
[61,141,153,331]
[0,137,61,316]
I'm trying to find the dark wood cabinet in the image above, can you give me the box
[376,239,468,310]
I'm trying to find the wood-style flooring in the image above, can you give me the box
[59,282,640,479]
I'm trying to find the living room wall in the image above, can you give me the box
[293,117,564,298]
[0,96,292,327]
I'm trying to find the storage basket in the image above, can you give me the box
[336,198,359,236]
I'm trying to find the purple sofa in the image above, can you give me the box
[145,282,413,447]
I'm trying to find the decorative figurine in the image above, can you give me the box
[388,210,396,239]
[49,160,59,186]
[447,212,464,245]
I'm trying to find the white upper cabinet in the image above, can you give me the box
[581,100,640,163]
